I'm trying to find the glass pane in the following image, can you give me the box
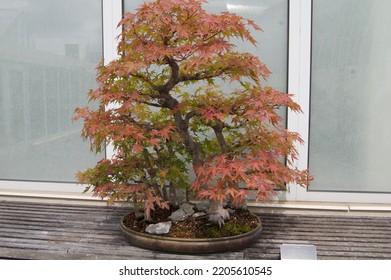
[124,0,288,93]
[0,0,103,183]
[310,0,391,193]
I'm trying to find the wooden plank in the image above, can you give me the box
[258,230,391,242]
[273,221,390,230]
[254,235,391,247]
[259,216,390,229]
[1,200,391,260]
[0,200,119,210]
[253,238,391,250]
[0,247,70,260]
[0,208,119,219]
[67,245,246,260]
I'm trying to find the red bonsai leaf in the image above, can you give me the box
[75,0,312,223]
[148,138,161,147]
[132,144,144,153]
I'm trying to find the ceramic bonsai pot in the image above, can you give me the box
[120,213,262,254]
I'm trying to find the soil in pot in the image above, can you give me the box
[122,205,260,239]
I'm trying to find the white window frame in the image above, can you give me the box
[103,0,123,160]
[2,0,391,205]
[287,0,391,204]
[0,0,122,198]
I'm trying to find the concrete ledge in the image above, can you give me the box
[1,191,391,215]
[0,190,106,206]
[248,201,349,211]
[248,201,391,217]
[349,205,391,212]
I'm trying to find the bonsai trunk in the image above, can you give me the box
[158,60,232,226]
[173,112,231,225]
[163,183,177,205]
[207,200,230,227]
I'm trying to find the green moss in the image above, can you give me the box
[223,222,251,236]
[199,220,252,238]
[204,226,223,238]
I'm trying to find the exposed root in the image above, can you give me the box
[207,200,230,227]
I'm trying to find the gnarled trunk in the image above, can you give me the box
[207,200,230,227]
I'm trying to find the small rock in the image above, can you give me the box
[195,200,210,212]
[181,203,195,215]
[145,221,172,235]
[192,212,206,218]
[169,203,196,222]
[169,208,187,222]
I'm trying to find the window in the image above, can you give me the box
[124,0,288,94]
[0,0,103,183]
[309,0,391,193]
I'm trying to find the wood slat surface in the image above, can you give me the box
[0,200,390,260]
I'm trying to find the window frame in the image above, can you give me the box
[0,0,122,197]
[287,0,391,203]
[2,0,390,204]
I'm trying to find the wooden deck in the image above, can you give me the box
[0,199,390,260]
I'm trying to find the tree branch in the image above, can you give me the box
[148,56,204,166]
[153,56,180,94]
[129,72,159,92]
[185,110,202,124]
[140,100,163,108]
[173,111,204,167]
[179,67,229,83]
[212,121,229,153]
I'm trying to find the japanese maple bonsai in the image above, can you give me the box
[74,0,311,233]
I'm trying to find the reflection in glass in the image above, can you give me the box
[310,0,391,193]
[0,0,103,182]
[124,0,288,92]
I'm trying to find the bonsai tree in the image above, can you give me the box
[74,0,311,226]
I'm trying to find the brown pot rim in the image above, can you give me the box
[120,212,262,253]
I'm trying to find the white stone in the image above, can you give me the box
[169,208,187,222]
[192,212,206,218]
[195,200,210,212]
[181,203,195,215]
[145,221,172,235]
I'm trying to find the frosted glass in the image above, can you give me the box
[309,0,391,193]
[0,0,103,183]
[124,0,288,94]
